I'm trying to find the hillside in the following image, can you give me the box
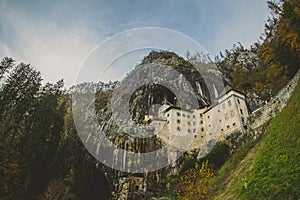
[211,78,300,199]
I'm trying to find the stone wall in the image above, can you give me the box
[249,69,300,129]
[225,69,300,152]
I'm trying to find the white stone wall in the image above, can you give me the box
[151,89,250,151]
[249,69,300,129]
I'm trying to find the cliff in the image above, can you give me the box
[71,48,299,199]
[72,51,225,199]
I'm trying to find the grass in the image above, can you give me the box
[210,79,300,199]
[209,135,264,199]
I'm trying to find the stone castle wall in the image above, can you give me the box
[225,69,300,152]
[248,69,300,129]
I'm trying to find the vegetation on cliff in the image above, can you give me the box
[216,0,300,100]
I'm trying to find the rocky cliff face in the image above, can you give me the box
[129,51,224,123]
[71,51,227,199]
[215,47,269,112]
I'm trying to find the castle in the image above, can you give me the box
[145,86,249,150]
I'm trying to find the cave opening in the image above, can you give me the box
[129,84,177,122]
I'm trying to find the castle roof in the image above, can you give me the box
[163,105,193,113]
[157,86,245,115]
[217,85,233,98]
[217,85,244,99]
[151,116,167,121]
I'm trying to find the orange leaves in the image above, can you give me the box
[2,162,21,193]
[294,6,300,15]
[4,163,20,176]
[278,20,298,49]
[176,161,213,200]
[257,0,300,89]
[274,67,283,77]
[255,82,264,90]
[286,31,298,49]
[263,51,272,64]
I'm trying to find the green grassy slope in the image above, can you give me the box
[211,80,300,200]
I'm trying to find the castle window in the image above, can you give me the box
[230,110,234,117]
[201,128,204,132]
[240,109,243,115]
[167,114,169,117]
[200,120,203,124]
[233,122,236,126]
[208,116,210,119]
[193,115,195,118]
[177,119,181,123]
[227,125,230,129]
[228,100,232,106]
[183,113,186,117]
[222,103,226,109]
[193,129,196,133]
[188,129,191,133]
[237,99,240,104]
[200,114,203,117]
[225,113,228,120]
[177,127,181,131]
[209,133,212,135]
[201,135,204,138]
[188,122,191,126]
[177,112,181,116]
[187,115,190,118]
[218,109,220,112]
[194,135,197,138]
[193,121,196,125]
[221,128,224,131]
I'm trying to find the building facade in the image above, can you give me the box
[146,86,249,150]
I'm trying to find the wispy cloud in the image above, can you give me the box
[0,2,100,87]
[0,0,269,87]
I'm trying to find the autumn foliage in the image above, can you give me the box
[176,161,213,200]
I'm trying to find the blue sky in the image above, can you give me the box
[0,0,269,87]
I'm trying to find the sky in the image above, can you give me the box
[0,0,269,87]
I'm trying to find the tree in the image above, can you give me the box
[38,179,76,200]
[0,61,43,199]
[216,0,300,100]
[0,59,67,199]
[177,161,213,200]
[259,0,300,80]
[0,57,14,80]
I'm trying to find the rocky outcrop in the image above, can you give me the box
[107,52,225,199]
[72,45,299,199]
[245,91,266,112]
[249,69,300,129]
[72,51,225,199]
